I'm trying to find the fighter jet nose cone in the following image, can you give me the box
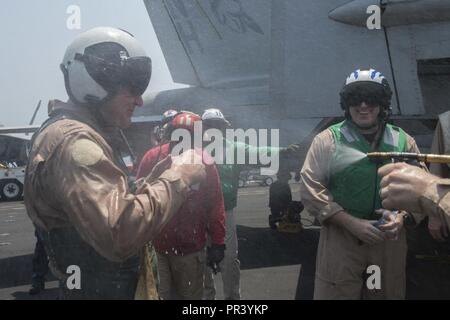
[328,0,379,27]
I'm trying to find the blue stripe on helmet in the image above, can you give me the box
[371,70,378,79]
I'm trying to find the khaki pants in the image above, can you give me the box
[314,223,407,300]
[204,209,241,300]
[157,249,206,300]
[135,244,159,300]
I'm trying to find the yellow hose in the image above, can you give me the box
[367,152,450,164]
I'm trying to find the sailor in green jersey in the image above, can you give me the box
[300,68,422,299]
[201,108,298,300]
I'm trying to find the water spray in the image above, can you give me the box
[367,152,450,164]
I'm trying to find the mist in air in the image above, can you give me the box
[333,145,367,173]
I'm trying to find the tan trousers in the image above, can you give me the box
[157,248,206,300]
[314,223,407,300]
[204,209,241,300]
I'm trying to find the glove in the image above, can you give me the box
[207,244,226,274]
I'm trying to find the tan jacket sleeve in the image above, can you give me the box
[405,133,429,224]
[421,179,450,229]
[429,121,450,178]
[406,133,421,154]
[299,130,344,224]
[51,132,189,262]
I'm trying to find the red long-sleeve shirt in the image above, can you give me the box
[136,143,225,255]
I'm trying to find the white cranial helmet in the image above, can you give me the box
[202,108,226,121]
[60,27,152,105]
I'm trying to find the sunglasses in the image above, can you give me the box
[345,94,384,108]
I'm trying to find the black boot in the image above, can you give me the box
[269,214,282,229]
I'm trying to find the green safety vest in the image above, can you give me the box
[217,139,280,211]
[218,162,241,211]
[329,120,408,219]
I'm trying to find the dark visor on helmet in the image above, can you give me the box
[342,82,390,108]
[345,93,386,108]
[121,56,152,96]
[75,53,152,96]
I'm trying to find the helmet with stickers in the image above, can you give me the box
[340,68,393,119]
[202,108,231,128]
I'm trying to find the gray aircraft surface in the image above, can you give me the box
[0,101,41,140]
[135,0,450,155]
[0,102,42,201]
